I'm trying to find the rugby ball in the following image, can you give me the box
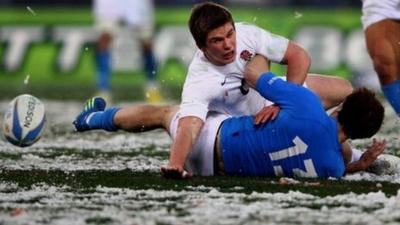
[2,94,46,147]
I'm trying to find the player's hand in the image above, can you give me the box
[254,104,280,125]
[161,165,192,179]
[359,138,387,169]
[244,55,269,88]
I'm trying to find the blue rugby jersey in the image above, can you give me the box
[220,72,345,178]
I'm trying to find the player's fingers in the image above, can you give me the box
[378,143,386,153]
[271,109,279,120]
[256,113,264,124]
[254,112,267,125]
[161,166,167,174]
[261,112,273,123]
[258,111,269,123]
[164,170,182,179]
[161,166,191,179]
[254,115,261,125]
[372,144,386,158]
[181,170,192,179]
[161,166,173,177]
[161,166,176,177]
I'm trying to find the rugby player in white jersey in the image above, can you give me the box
[362,0,400,116]
[93,0,162,102]
[162,2,353,178]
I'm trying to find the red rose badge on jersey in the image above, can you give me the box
[240,50,253,62]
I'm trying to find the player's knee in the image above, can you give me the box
[161,105,179,128]
[367,40,396,80]
[162,105,178,118]
[141,41,153,51]
[339,78,354,97]
[97,33,112,51]
[372,54,396,83]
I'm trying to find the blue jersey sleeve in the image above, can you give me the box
[255,72,322,112]
[255,72,306,104]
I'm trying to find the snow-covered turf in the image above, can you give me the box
[0,99,399,224]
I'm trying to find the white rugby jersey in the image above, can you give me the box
[179,23,289,121]
[93,0,154,26]
[361,0,400,29]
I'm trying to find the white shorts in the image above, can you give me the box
[361,0,400,30]
[93,0,154,39]
[169,111,229,176]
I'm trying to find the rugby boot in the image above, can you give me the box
[73,97,106,131]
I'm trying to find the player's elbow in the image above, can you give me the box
[292,46,311,69]
[302,50,311,69]
[283,42,311,68]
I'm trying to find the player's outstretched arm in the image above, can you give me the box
[345,139,387,173]
[162,116,203,179]
[280,41,310,85]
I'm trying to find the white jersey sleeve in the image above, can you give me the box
[179,60,220,121]
[361,0,400,30]
[180,83,210,121]
[237,23,289,63]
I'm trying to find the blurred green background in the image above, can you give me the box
[0,7,363,100]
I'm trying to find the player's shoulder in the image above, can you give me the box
[235,22,276,43]
[235,22,262,32]
[188,52,218,77]
[185,64,219,91]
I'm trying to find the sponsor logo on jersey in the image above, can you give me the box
[240,50,253,62]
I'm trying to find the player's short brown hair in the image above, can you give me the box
[338,88,384,139]
[188,2,234,48]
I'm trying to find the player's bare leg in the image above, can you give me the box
[114,105,179,133]
[365,19,400,114]
[305,74,353,110]
[73,96,178,133]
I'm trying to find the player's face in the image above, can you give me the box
[202,22,236,66]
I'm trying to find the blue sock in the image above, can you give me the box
[382,80,400,115]
[95,50,111,90]
[143,50,157,81]
[87,107,120,131]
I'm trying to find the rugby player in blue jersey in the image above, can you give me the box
[73,55,386,179]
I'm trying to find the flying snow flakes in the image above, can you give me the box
[27,6,36,16]
[294,11,303,19]
[24,74,30,85]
